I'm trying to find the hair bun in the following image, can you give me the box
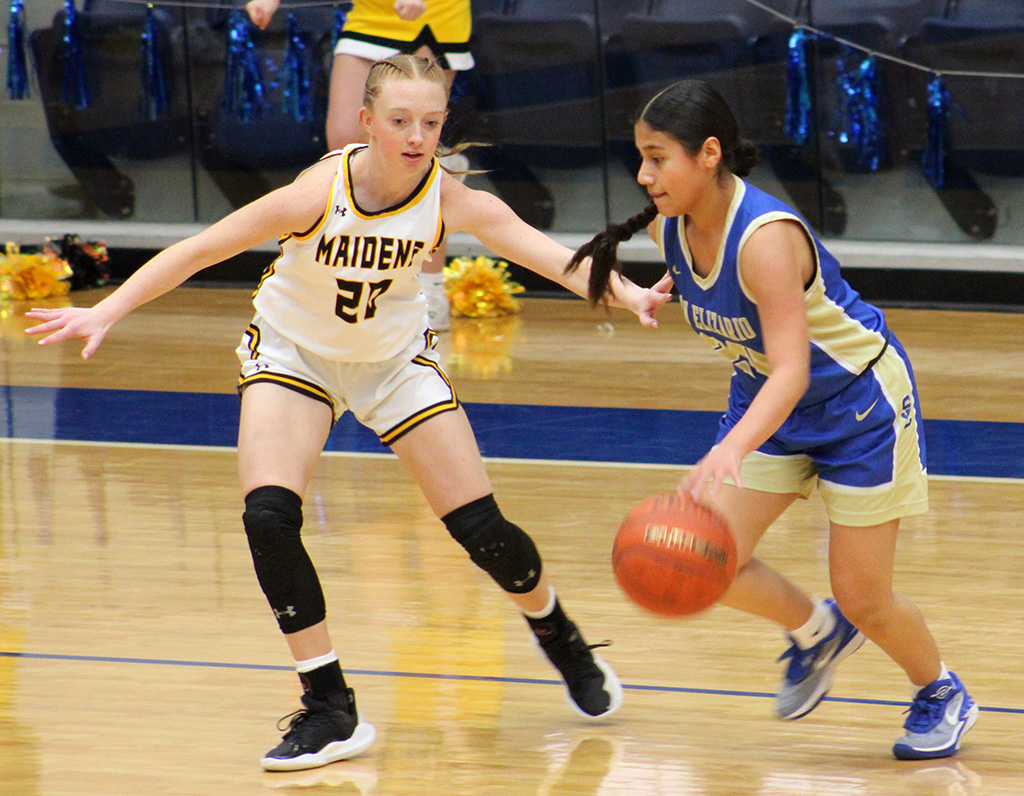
[733,139,760,178]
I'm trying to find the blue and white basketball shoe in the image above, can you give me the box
[775,598,866,720]
[893,671,978,760]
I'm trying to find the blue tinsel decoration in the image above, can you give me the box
[140,5,169,120]
[223,9,264,122]
[922,75,948,188]
[331,4,349,53]
[836,49,884,171]
[281,13,312,121]
[6,0,30,99]
[61,0,90,109]
[785,28,812,146]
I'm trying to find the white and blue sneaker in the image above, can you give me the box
[893,671,978,760]
[775,598,866,720]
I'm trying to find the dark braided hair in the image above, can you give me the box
[567,203,658,305]
[567,80,759,305]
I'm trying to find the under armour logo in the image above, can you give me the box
[273,606,297,619]
[335,205,347,216]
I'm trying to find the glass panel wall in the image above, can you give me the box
[0,0,335,224]
[2,0,1023,246]
[598,0,1024,246]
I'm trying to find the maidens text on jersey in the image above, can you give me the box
[314,234,426,271]
[252,144,442,362]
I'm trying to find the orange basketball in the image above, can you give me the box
[612,491,737,617]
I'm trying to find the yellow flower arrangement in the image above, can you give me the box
[443,255,524,318]
[0,242,73,301]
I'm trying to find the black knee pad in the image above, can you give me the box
[442,494,542,594]
[243,485,326,634]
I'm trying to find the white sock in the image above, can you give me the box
[912,662,950,696]
[789,597,836,649]
[295,650,339,673]
[521,585,557,619]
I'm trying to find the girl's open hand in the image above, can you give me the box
[635,272,674,329]
[682,442,744,506]
[25,306,112,360]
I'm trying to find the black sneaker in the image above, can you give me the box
[261,688,377,772]
[532,620,623,719]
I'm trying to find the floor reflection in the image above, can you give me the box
[443,315,523,380]
[0,522,40,795]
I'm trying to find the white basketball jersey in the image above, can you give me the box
[252,144,444,362]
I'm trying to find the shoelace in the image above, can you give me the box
[276,708,313,734]
[546,634,610,672]
[564,639,612,682]
[276,707,341,737]
[902,696,945,732]
[776,643,816,678]
[569,638,612,656]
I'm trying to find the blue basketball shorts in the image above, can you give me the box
[718,337,929,526]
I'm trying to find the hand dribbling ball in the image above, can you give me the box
[612,491,737,617]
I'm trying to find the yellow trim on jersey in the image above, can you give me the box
[653,215,667,256]
[292,153,343,243]
[735,209,812,304]
[252,152,344,300]
[682,176,745,290]
[344,146,440,221]
[805,281,887,376]
[731,192,885,375]
[379,354,458,445]
[252,257,278,299]
[431,218,446,254]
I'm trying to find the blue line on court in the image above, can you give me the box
[2,650,1019,715]
[3,385,1024,478]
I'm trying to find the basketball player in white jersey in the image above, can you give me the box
[247,0,476,330]
[27,55,669,772]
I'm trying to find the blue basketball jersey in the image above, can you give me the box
[655,177,889,408]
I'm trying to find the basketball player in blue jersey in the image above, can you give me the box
[26,55,669,773]
[569,80,977,761]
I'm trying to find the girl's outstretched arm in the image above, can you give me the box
[442,179,672,327]
[26,157,338,358]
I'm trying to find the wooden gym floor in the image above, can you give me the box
[1,287,1022,795]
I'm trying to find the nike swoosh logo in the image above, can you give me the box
[945,695,963,724]
[855,399,879,422]
[810,637,840,672]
